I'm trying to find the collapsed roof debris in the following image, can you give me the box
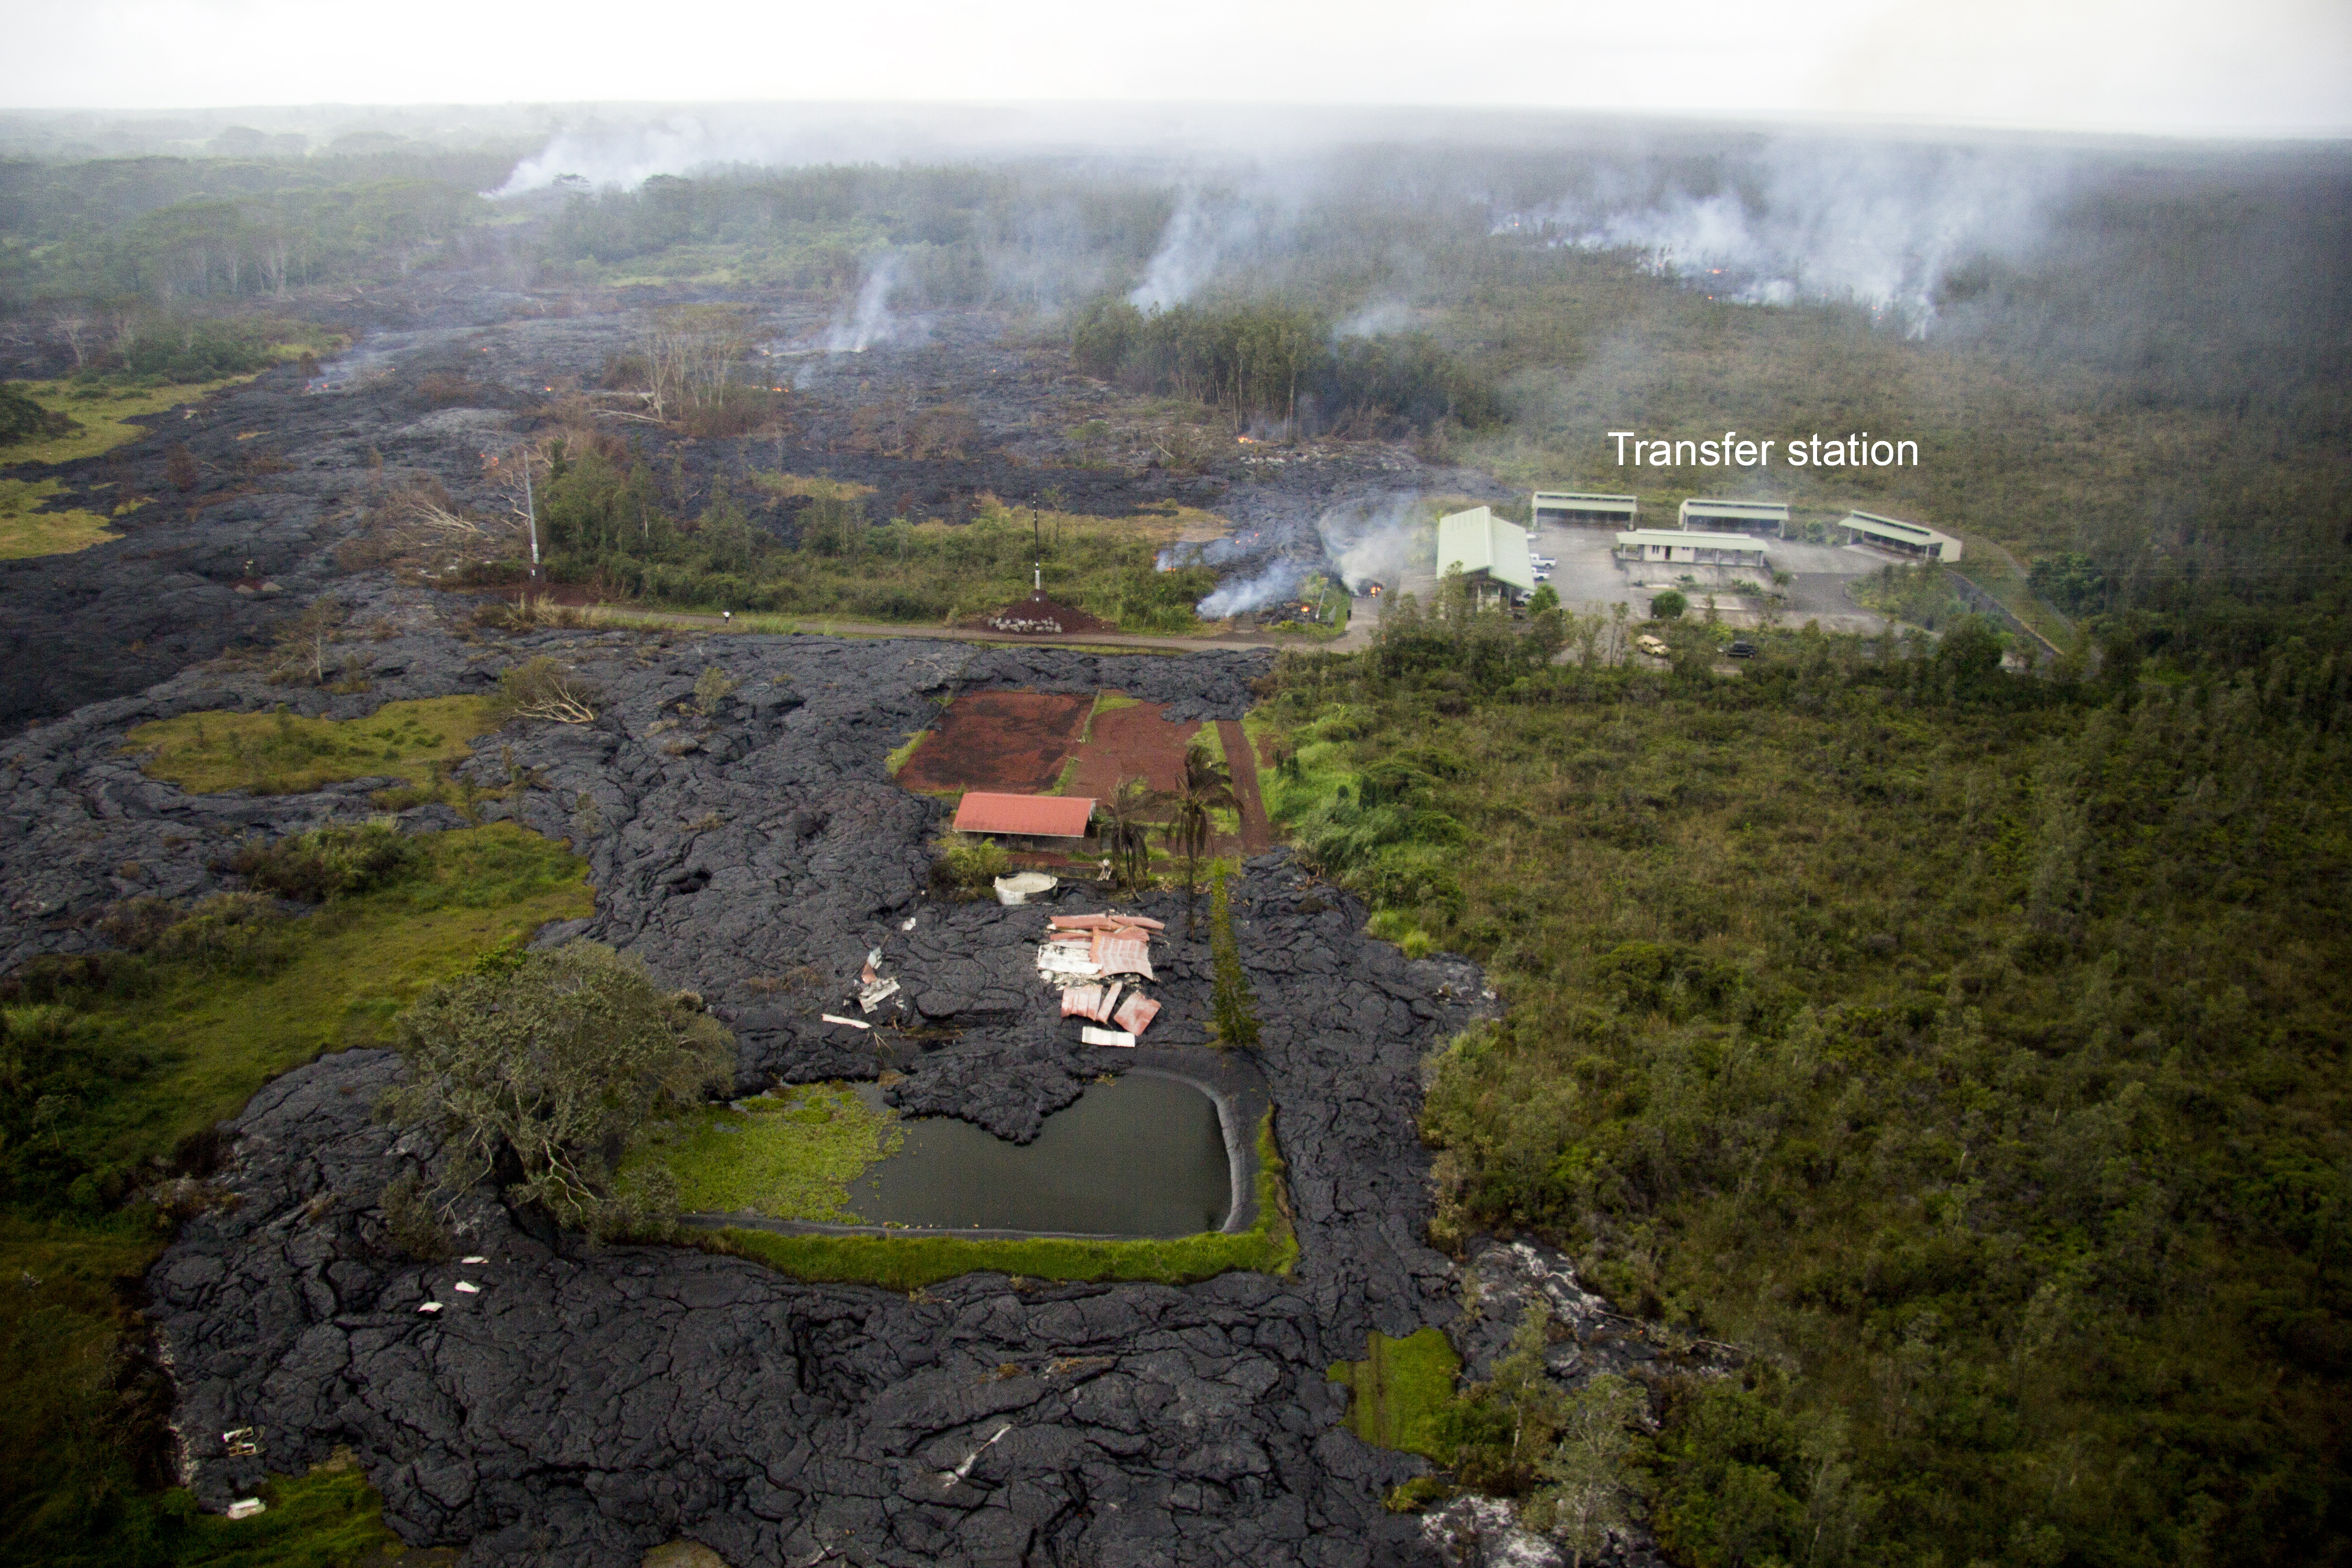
[1037,911,1164,1040]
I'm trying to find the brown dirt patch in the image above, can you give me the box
[895,691,1094,794]
[1058,699,1202,800]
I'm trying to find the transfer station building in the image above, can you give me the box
[1437,507,1537,601]
[1837,510,1963,562]
[1614,529,1772,568]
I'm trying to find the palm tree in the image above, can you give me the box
[1162,738,1238,936]
[1098,775,1158,894]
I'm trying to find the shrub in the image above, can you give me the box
[494,656,601,723]
[147,892,291,975]
[1650,590,1687,621]
[691,666,737,715]
[230,819,421,902]
[0,383,75,446]
[931,831,1009,891]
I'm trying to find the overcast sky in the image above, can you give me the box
[8,0,2348,139]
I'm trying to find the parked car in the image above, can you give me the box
[1532,555,1557,569]
[1721,640,1757,658]
[1635,633,1670,657]
[1532,569,1552,582]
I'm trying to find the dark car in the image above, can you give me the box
[1721,640,1757,658]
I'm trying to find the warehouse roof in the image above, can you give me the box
[1679,498,1791,519]
[1617,529,1771,549]
[1841,511,1963,559]
[953,793,1098,838]
[1437,507,1536,592]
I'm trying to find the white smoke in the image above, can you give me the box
[1197,556,1314,619]
[1314,495,1429,594]
[1494,139,2067,333]
[824,255,909,353]
[1334,299,1412,339]
[1129,189,1256,312]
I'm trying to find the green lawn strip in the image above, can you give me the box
[626,1085,902,1222]
[681,1111,1298,1290]
[122,696,505,796]
[0,477,121,560]
[1327,1327,1461,1460]
[884,730,929,775]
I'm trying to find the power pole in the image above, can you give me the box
[519,445,542,583]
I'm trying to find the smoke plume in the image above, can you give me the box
[1494,138,2069,332]
[1314,495,1428,594]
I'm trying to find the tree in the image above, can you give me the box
[1162,736,1237,936]
[1524,1376,1646,1568]
[1098,775,1158,892]
[379,942,733,1231]
[1651,590,1687,621]
[274,594,343,684]
[1207,864,1261,1048]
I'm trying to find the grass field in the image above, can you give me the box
[3,373,274,471]
[123,696,504,796]
[1328,1327,1462,1460]
[0,477,122,560]
[627,1084,903,1222]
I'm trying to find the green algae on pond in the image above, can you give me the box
[649,1073,1235,1238]
[630,1083,903,1222]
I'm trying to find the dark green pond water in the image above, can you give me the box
[853,1072,1232,1237]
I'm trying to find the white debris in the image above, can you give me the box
[454,1281,481,1294]
[225,1498,267,1520]
[1081,1026,1137,1047]
[417,1301,443,1313]
[461,1255,488,1265]
[821,1013,872,1029]
[901,916,917,931]
[858,977,902,1013]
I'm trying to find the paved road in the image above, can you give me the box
[589,605,1386,657]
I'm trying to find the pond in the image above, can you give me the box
[852,1071,1234,1237]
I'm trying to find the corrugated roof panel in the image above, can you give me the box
[953,792,1097,838]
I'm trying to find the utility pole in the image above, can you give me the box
[519,444,542,583]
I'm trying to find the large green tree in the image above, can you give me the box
[380,941,732,1230]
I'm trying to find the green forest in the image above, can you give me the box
[1253,589,2349,1565]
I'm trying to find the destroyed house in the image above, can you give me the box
[1533,490,1639,527]
[1838,510,1962,562]
[1678,498,1790,538]
[1437,506,1536,601]
[1614,529,1771,568]
[953,792,1097,849]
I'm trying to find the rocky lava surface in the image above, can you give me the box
[1,592,1495,1565]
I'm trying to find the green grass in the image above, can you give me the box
[884,730,929,775]
[627,1084,902,1221]
[123,696,503,796]
[683,1112,1298,1290]
[11,825,591,1176]
[1328,1327,1462,1460]
[0,477,123,560]
[2,371,280,470]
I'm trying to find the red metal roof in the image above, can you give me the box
[953,792,1097,838]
